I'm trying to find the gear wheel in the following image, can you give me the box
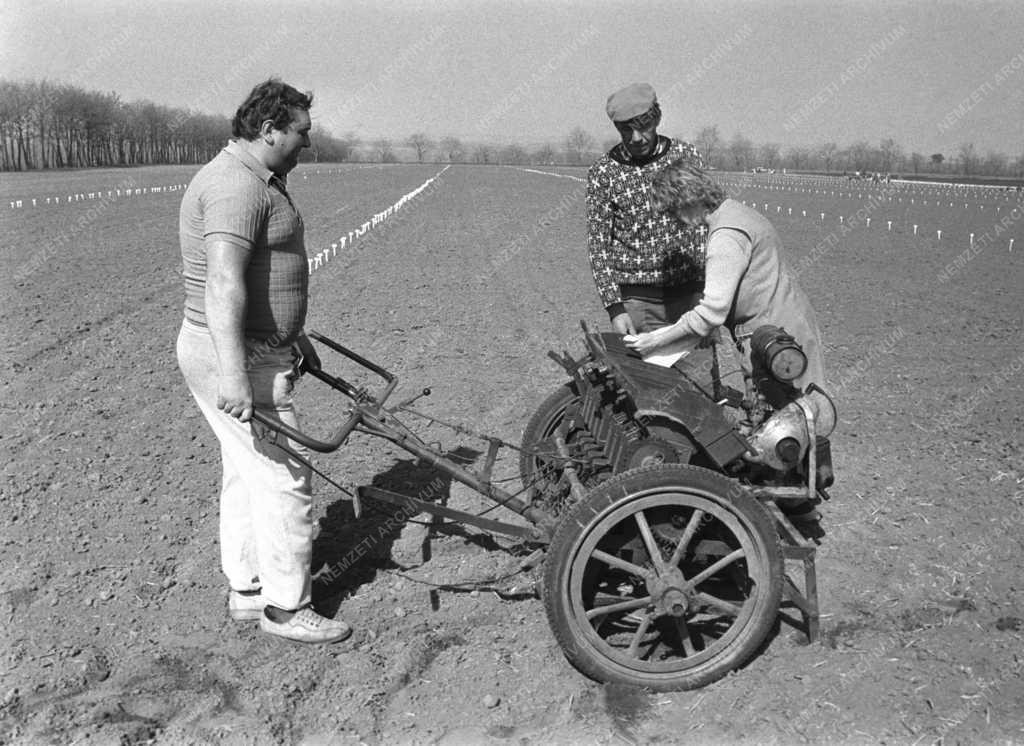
[621,437,680,470]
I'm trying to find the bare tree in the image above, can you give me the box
[909,152,924,174]
[532,143,556,165]
[879,138,902,172]
[304,125,358,163]
[727,133,753,171]
[471,143,494,164]
[785,147,809,171]
[695,125,721,167]
[759,142,781,170]
[846,140,872,172]
[406,132,433,163]
[374,138,395,163]
[817,142,839,174]
[438,136,463,162]
[958,142,977,175]
[565,127,596,165]
[499,143,528,164]
[982,150,1007,177]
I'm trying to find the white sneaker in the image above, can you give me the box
[228,590,265,621]
[259,606,352,644]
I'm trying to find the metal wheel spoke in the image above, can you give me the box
[694,591,743,617]
[667,509,705,567]
[684,548,745,589]
[591,549,648,578]
[585,595,653,621]
[633,510,666,570]
[626,613,654,658]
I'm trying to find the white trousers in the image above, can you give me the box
[176,320,313,611]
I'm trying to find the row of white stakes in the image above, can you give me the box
[735,177,1020,198]
[723,183,1017,210]
[306,165,450,275]
[6,166,439,208]
[7,184,188,208]
[512,168,1019,252]
[737,199,1015,251]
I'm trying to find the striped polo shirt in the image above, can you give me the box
[179,140,308,345]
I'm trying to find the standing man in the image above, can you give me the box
[587,83,707,335]
[177,79,350,644]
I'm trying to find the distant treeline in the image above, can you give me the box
[2,78,1022,180]
[0,79,355,171]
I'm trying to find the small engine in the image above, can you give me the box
[739,326,836,487]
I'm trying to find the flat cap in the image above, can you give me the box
[606,83,657,122]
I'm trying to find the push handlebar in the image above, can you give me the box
[249,330,398,453]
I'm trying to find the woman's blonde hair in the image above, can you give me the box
[650,160,727,215]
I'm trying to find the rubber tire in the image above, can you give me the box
[543,463,783,691]
[519,382,580,486]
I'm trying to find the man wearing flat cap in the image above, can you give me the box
[587,83,706,336]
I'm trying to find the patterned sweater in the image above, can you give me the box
[586,136,706,312]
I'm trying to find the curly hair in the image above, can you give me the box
[232,78,313,141]
[650,160,727,215]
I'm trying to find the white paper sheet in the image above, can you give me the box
[622,335,694,368]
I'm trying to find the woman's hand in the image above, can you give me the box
[623,331,664,357]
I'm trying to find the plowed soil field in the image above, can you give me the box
[2,164,1024,745]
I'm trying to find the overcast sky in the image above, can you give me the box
[2,0,1022,157]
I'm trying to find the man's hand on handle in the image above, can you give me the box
[218,372,254,422]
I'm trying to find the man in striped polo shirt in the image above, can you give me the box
[587,83,707,335]
[177,79,350,644]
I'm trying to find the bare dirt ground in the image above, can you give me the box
[2,165,1024,745]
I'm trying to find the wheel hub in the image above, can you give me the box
[645,566,693,618]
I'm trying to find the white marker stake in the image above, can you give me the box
[839,216,844,224]
[788,208,792,215]
[937,230,942,240]
[1010,239,1015,252]
[913,224,918,235]
[887,221,892,231]
[820,212,825,221]
[866,218,871,227]
[332,243,338,256]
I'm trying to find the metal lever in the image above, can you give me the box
[391,387,431,411]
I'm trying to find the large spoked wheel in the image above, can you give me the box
[543,464,783,691]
